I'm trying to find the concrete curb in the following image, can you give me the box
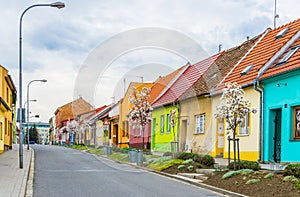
[25,148,34,197]
[89,151,248,197]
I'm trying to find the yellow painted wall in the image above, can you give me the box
[180,96,215,155]
[118,82,153,148]
[211,87,260,161]
[0,66,15,153]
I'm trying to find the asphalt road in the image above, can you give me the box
[33,145,224,197]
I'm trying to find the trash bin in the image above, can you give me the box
[128,149,137,163]
[106,146,112,155]
[102,147,107,155]
[136,150,143,166]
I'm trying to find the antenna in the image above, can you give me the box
[274,0,279,28]
[123,78,126,96]
[137,76,144,82]
[111,96,115,104]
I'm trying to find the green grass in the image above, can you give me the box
[147,158,183,171]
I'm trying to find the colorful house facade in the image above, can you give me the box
[151,54,222,153]
[119,82,154,148]
[54,97,92,145]
[178,37,258,156]
[258,19,300,162]
[0,65,16,153]
[210,18,300,162]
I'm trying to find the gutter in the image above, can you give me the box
[253,80,264,163]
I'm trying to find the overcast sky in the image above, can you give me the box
[0,0,299,122]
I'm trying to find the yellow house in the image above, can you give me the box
[118,82,154,148]
[0,65,17,153]
[211,88,260,161]
[209,22,297,161]
[178,36,259,158]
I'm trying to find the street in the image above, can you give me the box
[33,145,224,197]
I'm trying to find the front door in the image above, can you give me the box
[179,120,188,151]
[216,119,224,156]
[269,109,282,162]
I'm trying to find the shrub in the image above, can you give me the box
[177,165,185,170]
[112,146,120,152]
[264,173,274,179]
[176,152,197,160]
[193,154,215,166]
[284,164,300,178]
[228,160,261,170]
[222,169,253,179]
[182,159,194,165]
[187,165,194,172]
[163,152,173,157]
[245,179,260,185]
[283,175,298,183]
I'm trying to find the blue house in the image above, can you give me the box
[258,20,300,162]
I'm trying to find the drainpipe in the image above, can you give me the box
[253,79,264,163]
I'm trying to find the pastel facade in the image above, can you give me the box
[259,19,300,162]
[151,105,178,152]
[119,82,153,148]
[0,66,16,153]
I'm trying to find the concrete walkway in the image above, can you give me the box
[0,144,32,197]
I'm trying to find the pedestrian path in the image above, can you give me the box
[0,144,32,197]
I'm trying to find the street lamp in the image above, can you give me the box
[27,79,47,150]
[19,2,65,169]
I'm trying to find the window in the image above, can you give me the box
[0,122,2,140]
[160,115,165,134]
[277,45,300,65]
[238,114,250,135]
[166,114,170,133]
[122,121,129,137]
[152,118,156,134]
[4,118,7,135]
[133,125,141,137]
[294,106,300,139]
[195,114,205,134]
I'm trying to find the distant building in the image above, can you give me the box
[23,122,50,144]
[54,97,93,145]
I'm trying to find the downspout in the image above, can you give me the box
[253,79,264,163]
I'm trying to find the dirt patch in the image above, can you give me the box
[205,171,300,197]
[162,165,300,197]
[162,162,210,174]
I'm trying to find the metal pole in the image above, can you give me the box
[18,2,65,168]
[27,79,46,150]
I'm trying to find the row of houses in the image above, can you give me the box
[50,18,300,163]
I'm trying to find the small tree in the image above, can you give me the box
[169,108,178,153]
[215,82,257,170]
[128,86,152,149]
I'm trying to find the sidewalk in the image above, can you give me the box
[0,144,32,197]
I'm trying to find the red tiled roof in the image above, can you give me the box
[149,66,183,103]
[260,23,300,79]
[180,35,259,100]
[213,18,300,93]
[152,53,222,107]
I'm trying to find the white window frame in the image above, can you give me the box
[166,114,171,133]
[195,114,205,134]
[238,114,250,135]
[160,115,165,134]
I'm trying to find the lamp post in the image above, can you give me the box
[27,79,47,150]
[19,2,65,169]
[24,99,37,147]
